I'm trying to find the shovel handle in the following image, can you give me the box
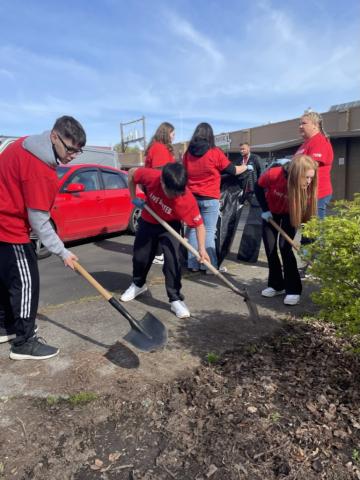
[268,218,300,251]
[73,261,150,337]
[73,261,112,300]
[143,204,247,297]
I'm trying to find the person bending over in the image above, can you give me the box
[255,154,318,306]
[121,162,210,319]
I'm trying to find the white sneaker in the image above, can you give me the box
[261,287,285,298]
[120,283,148,302]
[170,300,191,318]
[284,294,300,305]
[153,254,164,265]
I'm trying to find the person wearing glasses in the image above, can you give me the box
[0,116,86,361]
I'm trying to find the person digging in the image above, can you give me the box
[121,162,210,318]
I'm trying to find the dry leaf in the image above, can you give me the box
[109,452,122,462]
[90,458,104,470]
[306,401,317,414]
[206,464,218,478]
[247,406,258,414]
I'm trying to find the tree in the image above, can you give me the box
[113,143,142,153]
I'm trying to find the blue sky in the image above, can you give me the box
[1,0,359,146]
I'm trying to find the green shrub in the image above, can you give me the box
[302,193,360,334]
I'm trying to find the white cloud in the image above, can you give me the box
[165,10,224,66]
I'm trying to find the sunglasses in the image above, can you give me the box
[58,134,83,155]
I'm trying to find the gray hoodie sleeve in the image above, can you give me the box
[27,209,71,260]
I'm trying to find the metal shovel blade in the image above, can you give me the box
[123,311,168,352]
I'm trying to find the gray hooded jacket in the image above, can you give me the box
[23,132,71,260]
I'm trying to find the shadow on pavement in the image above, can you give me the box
[94,239,133,256]
[36,313,139,369]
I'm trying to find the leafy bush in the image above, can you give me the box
[302,193,360,334]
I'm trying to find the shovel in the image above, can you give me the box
[73,261,167,352]
[143,205,260,322]
[268,219,300,251]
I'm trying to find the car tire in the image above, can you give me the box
[128,207,141,234]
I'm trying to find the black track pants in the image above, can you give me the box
[262,214,302,295]
[0,242,39,345]
[132,219,184,302]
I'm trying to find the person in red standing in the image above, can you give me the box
[296,111,334,219]
[255,155,318,306]
[145,122,176,264]
[295,111,334,277]
[0,116,86,360]
[145,121,175,169]
[183,122,250,273]
[120,162,210,319]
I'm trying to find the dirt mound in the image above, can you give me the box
[2,320,360,479]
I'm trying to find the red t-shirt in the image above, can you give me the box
[183,147,230,199]
[257,166,289,214]
[145,142,175,169]
[0,137,59,243]
[133,168,203,227]
[296,132,333,198]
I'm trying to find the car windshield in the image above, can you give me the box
[57,166,69,180]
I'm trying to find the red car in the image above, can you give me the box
[32,164,143,258]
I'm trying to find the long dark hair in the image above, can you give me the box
[188,122,215,149]
[145,122,174,155]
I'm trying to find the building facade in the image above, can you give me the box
[173,103,360,200]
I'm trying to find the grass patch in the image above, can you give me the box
[44,392,98,408]
[206,352,220,364]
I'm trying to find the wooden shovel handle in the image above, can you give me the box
[143,204,247,297]
[73,261,112,301]
[268,218,300,251]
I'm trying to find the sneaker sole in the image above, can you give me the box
[120,286,148,302]
[9,349,59,361]
[170,308,191,319]
[262,290,285,298]
[171,311,191,319]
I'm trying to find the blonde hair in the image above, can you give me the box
[145,122,174,155]
[302,111,328,138]
[287,154,318,227]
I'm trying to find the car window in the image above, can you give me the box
[57,166,69,180]
[101,170,127,190]
[63,170,100,192]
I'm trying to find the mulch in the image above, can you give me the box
[73,320,360,480]
[3,319,360,480]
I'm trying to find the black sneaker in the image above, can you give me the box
[10,335,59,360]
[0,325,38,344]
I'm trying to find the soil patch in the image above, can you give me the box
[1,320,360,479]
